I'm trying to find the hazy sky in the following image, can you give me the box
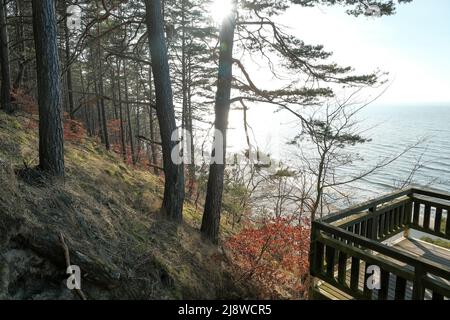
[281,0,450,105]
[226,0,450,153]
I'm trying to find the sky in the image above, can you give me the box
[280,0,450,106]
[222,0,450,154]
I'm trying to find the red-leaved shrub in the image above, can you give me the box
[224,217,310,299]
[64,114,87,143]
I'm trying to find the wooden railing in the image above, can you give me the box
[310,187,450,300]
[410,189,450,239]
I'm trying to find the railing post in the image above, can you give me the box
[369,206,377,241]
[309,188,449,300]
[404,197,413,238]
[412,264,425,300]
[403,227,410,239]
[309,221,320,298]
[309,221,317,274]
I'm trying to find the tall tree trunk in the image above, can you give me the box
[111,70,119,121]
[145,0,184,222]
[0,0,12,113]
[201,5,237,244]
[181,1,187,131]
[123,58,135,164]
[311,155,326,221]
[88,44,101,140]
[98,70,109,150]
[135,83,141,164]
[13,0,25,90]
[96,14,109,150]
[148,66,159,175]
[110,69,119,146]
[79,66,92,137]
[62,0,75,119]
[181,0,189,192]
[32,0,64,177]
[93,71,102,141]
[117,60,127,161]
[187,55,196,198]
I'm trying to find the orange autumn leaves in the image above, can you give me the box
[225,217,311,299]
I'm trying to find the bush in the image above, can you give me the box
[224,217,310,299]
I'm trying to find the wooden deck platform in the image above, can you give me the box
[310,188,450,300]
[315,237,450,300]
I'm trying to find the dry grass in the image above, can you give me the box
[0,111,250,300]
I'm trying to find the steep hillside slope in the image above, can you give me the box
[0,111,249,300]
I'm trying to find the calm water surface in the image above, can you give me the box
[341,104,450,201]
[228,104,450,204]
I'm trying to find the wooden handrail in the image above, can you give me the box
[313,221,450,279]
[310,186,450,300]
[411,186,450,202]
[336,198,409,229]
[320,188,413,224]
[409,194,450,240]
[411,194,450,208]
[317,234,416,281]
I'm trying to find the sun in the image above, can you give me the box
[210,0,233,24]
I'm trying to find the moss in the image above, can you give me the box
[421,237,450,249]
[441,218,447,232]
[183,205,202,226]
[104,168,114,176]
[10,119,22,130]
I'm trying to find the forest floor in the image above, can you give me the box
[0,111,252,300]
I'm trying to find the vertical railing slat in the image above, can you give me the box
[366,218,373,240]
[423,204,431,231]
[337,251,348,286]
[395,207,400,231]
[413,201,420,226]
[432,292,443,300]
[361,220,367,238]
[404,201,413,225]
[325,246,336,278]
[313,240,325,275]
[395,277,407,300]
[399,204,405,227]
[446,212,450,238]
[370,206,377,240]
[378,269,390,300]
[355,223,361,236]
[363,264,372,299]
[412,265,425,300]
[389,210,395,233]
[384,212,390,236]
[350,257,360,292]
[434,207,442,233]
[379,214,385,239]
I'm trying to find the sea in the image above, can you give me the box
[340,104,450,201]
[227,103,450,206]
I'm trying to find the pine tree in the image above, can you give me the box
[200,0,412,243]
[201,0,238,244]
[32,0,65,177]
[0,0,12,113]
[145,0,185,222]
